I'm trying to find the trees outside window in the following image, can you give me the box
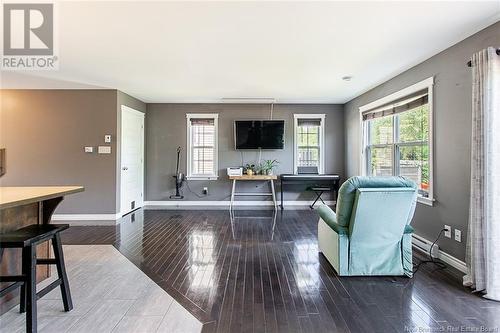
[367,104,430,197]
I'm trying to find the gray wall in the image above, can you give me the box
[0,89,118,214]
[0,89,145,215]
[344,21,500,260]
[146,104,344,202]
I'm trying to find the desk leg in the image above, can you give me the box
[230,179,236,211]
[280,179,284,210]
[270,179,277,211]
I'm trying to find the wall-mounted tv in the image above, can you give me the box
[235,120,285,149]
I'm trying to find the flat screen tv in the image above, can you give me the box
[235,120,285,149]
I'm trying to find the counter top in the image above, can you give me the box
[0,186,84,210]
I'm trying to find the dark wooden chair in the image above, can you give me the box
[0,224,72,333]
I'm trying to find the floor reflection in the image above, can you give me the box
[293,240,320,290]
[229,208,277,240]
[188,229,216,290]
[116,210,145,257]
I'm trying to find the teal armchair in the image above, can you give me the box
[317,176,417,277]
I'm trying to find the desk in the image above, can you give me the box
[229,175,278,210]
[279,174,340,209]
[0,186,84,314]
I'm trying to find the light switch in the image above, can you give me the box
[84,146,93,153]
[98,146,112,154]
[104,135,112,143]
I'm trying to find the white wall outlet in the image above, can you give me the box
[98,146,112,154]
[84,146,93,153]
[444,225,451,238]
[202,187,208,195]
[104,135,112,143]
[454,229,462,242]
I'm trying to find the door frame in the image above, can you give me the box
[120,105,145,216]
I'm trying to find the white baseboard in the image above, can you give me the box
[412,233,440,257]
[438,250,467,273]
[52,213,121,226]
[412,234,467,273]
[144,200,335,207]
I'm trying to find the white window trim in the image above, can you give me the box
[293,114,326,174]
[186,113,219,181]
[358,77,434,206]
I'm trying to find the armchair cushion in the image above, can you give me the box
[336,176,417,227]
[317,205,349,235]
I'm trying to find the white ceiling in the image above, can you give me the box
[2,1,499,103]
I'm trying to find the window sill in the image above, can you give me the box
[417,196,434,206]
[187,175,219,181]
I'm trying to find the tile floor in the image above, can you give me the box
[0,245,202,333]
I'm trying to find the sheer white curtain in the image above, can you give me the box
[464,47,500,301]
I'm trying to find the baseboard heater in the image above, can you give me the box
[412,234,439,258]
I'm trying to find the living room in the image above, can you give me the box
[1,1,499,333]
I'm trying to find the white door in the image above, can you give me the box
[120,105,144,216]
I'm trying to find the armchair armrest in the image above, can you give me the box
[317,205,349,235]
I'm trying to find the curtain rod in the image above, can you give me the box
[467,48,500,67]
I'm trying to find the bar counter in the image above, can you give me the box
[0,186,84,314]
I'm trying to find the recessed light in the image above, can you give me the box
[342,76,353,81]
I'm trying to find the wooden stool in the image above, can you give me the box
[309,186,331,209]
[0,224,72,333]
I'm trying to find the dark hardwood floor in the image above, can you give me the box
[61,209,500,333]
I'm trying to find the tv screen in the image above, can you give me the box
[235,120,285,149]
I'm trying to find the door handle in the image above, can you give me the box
[122,167,128,170]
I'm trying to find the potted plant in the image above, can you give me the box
[254,163,263,175]
[262,159,279,175]
[245,163,255,176]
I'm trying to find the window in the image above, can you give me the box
[294,114,325,174]
[360,77,434,205]
[187,113,218,180]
